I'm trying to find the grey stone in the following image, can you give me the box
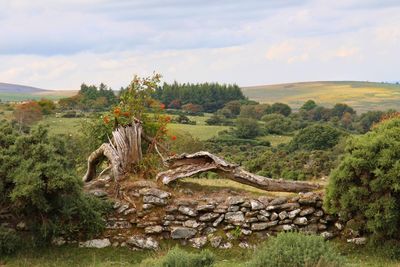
[209,236,222,248]
[299,198,316,205]
[199,212,220,222]
[183,220,200,228]
[190,236,207,248]
[127,236,159,250]
[335,222,344,230]
[314,209,324,217]
[240,207,249,212]
[259,210,270,217]
[278,211,288,220]
[228,205,240,212]
[250,199,265,210]
[270,212,278,221]
[300,207,315,216]
[117,204,129,214]
[293,217,308,225]
[90,189,108,198]
[241,201,251,208]
[225,211,245,224]
[143,204,154,210]
[257,215,269,222]
[241,229,252,235]
[227,196,245,205]
[269,197,287,206]
[176,215,190,221]
[251,221,278,231]
[321,231,335,240]
[139,188,170,199]
[112,201,121,209]
[106,220,132,229]
[166,205,178,212]
[164,215,175,221]
[247,217,259,223]
[178,206,198,217]
[124,208,136,215]
[347,237,367,245]
[212,214,225,227]
[79,238,111,248]
[145,225,163,234]
[171,227,197,239]
[52,237,66,246]
[143,195,167,206]
[196,204,215,211]
[288,209,301,219]
[219,242,233,249]
[239,242,251,249]
[279,202,300,210]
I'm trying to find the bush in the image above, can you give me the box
[0,122,110,244]
[325,117,400,239]
[234,118,260,139]
[247,232,344,267]
[288,124,345,151]
[0,227,21,255]
[141,246,215,267]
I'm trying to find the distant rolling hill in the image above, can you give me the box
[0,82,77,102]
[242,81,400,113]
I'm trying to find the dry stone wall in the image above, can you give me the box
[81,178,342,250]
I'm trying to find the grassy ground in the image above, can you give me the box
[167,123,229,140]
[3,240,400,267]
[257,134,292,147]
[242,81,400,113]
[37,114,229,141]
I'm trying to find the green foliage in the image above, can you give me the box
[59,82,117,111]
[153,81,245,113]
[247,232,344,267]
[142,246,215,267]
[245,148,340,180]
[37,98,56,115]
[331,103,355,118]
[300,100,317,111]
[325,117,400,239]
[174,114,196,125]
[0,121,110,244]
[288,124,345,151]
[270,102,291,117]
[0,227,21,255]
[234,118,260,139]
[262,114,295,134]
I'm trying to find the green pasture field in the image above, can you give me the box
[242,81,400,113]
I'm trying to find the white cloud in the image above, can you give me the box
[0,0,399,89]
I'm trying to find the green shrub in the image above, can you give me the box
[247,232,344,267]
[0,122,110,244]
[288,124,345,151]
[325,117,400,239]
[0,227,21,255]
[141,246,215,267]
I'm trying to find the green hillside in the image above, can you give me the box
[242,81,400,113]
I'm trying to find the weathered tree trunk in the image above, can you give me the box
[156,151,320,192]
[83,122,142,182]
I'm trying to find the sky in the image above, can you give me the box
[0,0,399,90]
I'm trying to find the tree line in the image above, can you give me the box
[152,81,246,113]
